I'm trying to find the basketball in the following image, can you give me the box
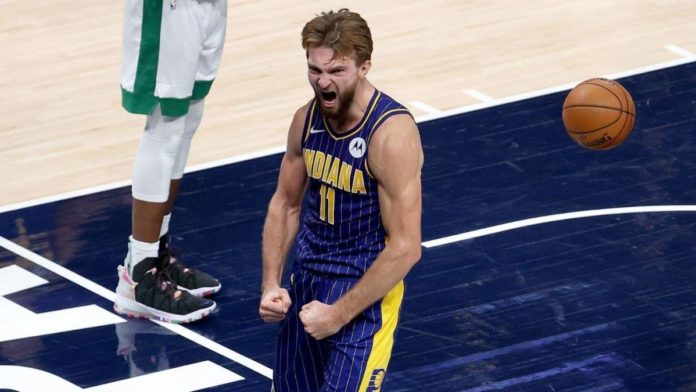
[562,78,636,150]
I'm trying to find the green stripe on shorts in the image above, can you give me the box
[192,80,214,100]
[122,0,162,115]
[159,80,214,117]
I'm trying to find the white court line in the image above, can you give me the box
[0,236,274,379]
[0,237,118,301]
[463,89,496,104]
[1,56,695,214]
[664,44,696,59]
[416,55,696,123]
[87,361,244,391]
[422,205,696,248]
[410,100,442,114]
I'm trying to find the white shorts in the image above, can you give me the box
[121,0,227,116]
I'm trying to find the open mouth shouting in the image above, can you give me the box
[320,90,338,108]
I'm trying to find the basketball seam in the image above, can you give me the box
[563,78,635,150]
[563,104,633,114]
[582,80,624,107]
[565,107,623,135]
[601,113,630,149]
[564,80,626,111]
[563,79,630,135]
[602,86,636,149]
[564,106,635,134]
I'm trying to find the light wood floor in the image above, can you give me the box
[1,0,695,207]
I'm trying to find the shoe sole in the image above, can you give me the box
[113,294,216,324]
[179,283,222,297]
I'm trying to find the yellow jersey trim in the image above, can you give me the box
[324,90,381,141]
[358,280,404,391]
[303,100,318,144]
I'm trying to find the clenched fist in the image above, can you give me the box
[299,300,346,340]
[259,286,292,322]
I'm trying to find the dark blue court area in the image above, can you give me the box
[2,62,696,391]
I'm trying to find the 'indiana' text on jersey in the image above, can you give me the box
[296,90,412,278]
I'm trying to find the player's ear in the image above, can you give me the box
[358,60,371,78]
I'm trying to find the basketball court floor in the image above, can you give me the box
[2,57,696,390]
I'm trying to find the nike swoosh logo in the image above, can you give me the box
[309,127,325,134]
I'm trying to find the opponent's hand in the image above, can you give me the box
[259,286,291,322]
[299,300,346,340]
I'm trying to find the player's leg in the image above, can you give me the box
[117,0,226,321]
[322,281,405,392]
[153,0,227,297]
[116,0,217,323]
[273,270,325,392]
[162,97,202,219]
[115,106,216,323]
[158,98,221,297]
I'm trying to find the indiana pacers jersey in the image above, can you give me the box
[296,89,411,278]
[275,90,412,392]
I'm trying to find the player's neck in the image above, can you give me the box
[329,81,375,133]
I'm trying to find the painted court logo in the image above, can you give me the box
[349,137,367,158]
[366,368,386,391]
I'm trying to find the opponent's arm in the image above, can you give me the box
[299,114,423,338]
[259,105,309,322]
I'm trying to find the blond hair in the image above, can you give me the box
[301,8,373,64]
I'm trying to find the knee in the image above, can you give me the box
[144,114,187,156]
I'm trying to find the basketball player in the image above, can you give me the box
[259,9,423,391]
[113,0,226,323]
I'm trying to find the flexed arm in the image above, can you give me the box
[259,106,309,322]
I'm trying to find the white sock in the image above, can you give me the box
[127,235,159,275]
[160,213,171,238]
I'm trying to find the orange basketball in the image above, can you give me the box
[562,78,636,150]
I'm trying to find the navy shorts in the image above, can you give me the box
[272,267,404,392]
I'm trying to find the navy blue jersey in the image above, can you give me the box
[296,89,411,278]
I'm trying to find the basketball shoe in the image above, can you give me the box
[158,235,222,297]
[114,254,216,324]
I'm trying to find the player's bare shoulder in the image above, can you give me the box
[291,101,312,132]
[286,101,313,154]
[368,113,423,179]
